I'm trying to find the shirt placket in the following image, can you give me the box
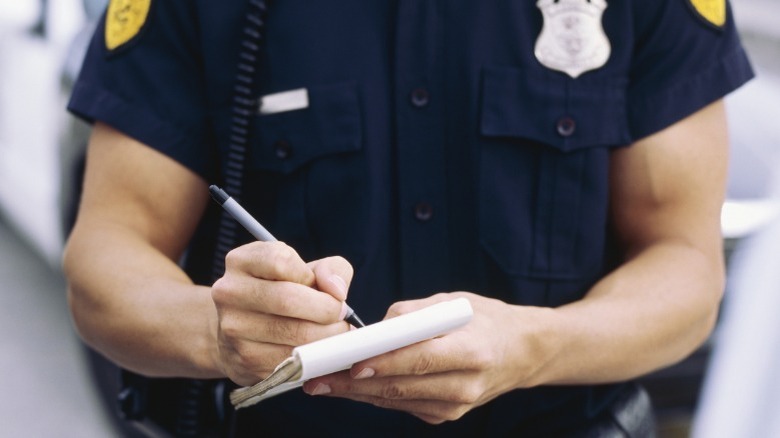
[394,0,450,298]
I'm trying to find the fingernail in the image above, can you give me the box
[339,302,349,321]
[329,274,348,299]
[354,368,375,379]
[310,383,331,396]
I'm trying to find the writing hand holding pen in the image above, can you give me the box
[209,185,365,328]
[208,185,363,386]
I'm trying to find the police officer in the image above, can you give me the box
[64,0,753,435]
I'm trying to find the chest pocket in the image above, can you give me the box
[479,66,630,306]
[245,81,366,263]
[251,81,362,172]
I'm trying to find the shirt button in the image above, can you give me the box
[410,88,430,108]
[414,202,433,222]
[556,117,576,137]
[274,140,293,159]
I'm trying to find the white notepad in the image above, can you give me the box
[230,298,474,408]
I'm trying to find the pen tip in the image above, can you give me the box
[209,185,230,205]
[345,312,366,328]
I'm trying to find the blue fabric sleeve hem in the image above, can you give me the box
[67,81,215,181]
[628,47,755,142]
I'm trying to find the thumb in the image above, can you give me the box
[308,256,354,301]
[384,293,457,320]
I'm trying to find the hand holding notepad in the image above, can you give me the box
[230,298,474,409]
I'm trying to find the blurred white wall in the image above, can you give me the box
[0,0,85,265]
[694,1,780,435]
[694,175,780,438]
[721,75,780,239]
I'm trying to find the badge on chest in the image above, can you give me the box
[534,0,611,79]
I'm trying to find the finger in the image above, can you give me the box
[308,256,354,301]
[349,337,467,378]
[411,412,449,425]
[304,370,483,405]
[334,394,465,424]
[225,241,315,286]
[350,318,481,378]
[212,276,347,324]
[220,312,350,346]
[303,373,478,422]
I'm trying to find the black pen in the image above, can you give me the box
[209,185,366,328]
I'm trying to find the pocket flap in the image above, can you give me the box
[250,81,362,174]
[481,66,631,151]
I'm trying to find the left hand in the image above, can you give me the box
[302,292,553,424]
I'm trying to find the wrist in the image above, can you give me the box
[506,304,565,389]
[187,286,226,378]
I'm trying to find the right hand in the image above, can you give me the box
[210,241,354,386]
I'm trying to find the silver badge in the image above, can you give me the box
[534,0,611,79]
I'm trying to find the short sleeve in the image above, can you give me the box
[627,0,754,140]
[67,1,217,180]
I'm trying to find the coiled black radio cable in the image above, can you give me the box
[175,1,269,436]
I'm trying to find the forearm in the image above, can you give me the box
[308,240,723,423]
[531,238,724,386]
[64,221,221,379]
[524,101,730,387]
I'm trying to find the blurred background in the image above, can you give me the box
[0,0,778,436]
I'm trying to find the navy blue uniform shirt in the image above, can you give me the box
[69,0,752,436]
